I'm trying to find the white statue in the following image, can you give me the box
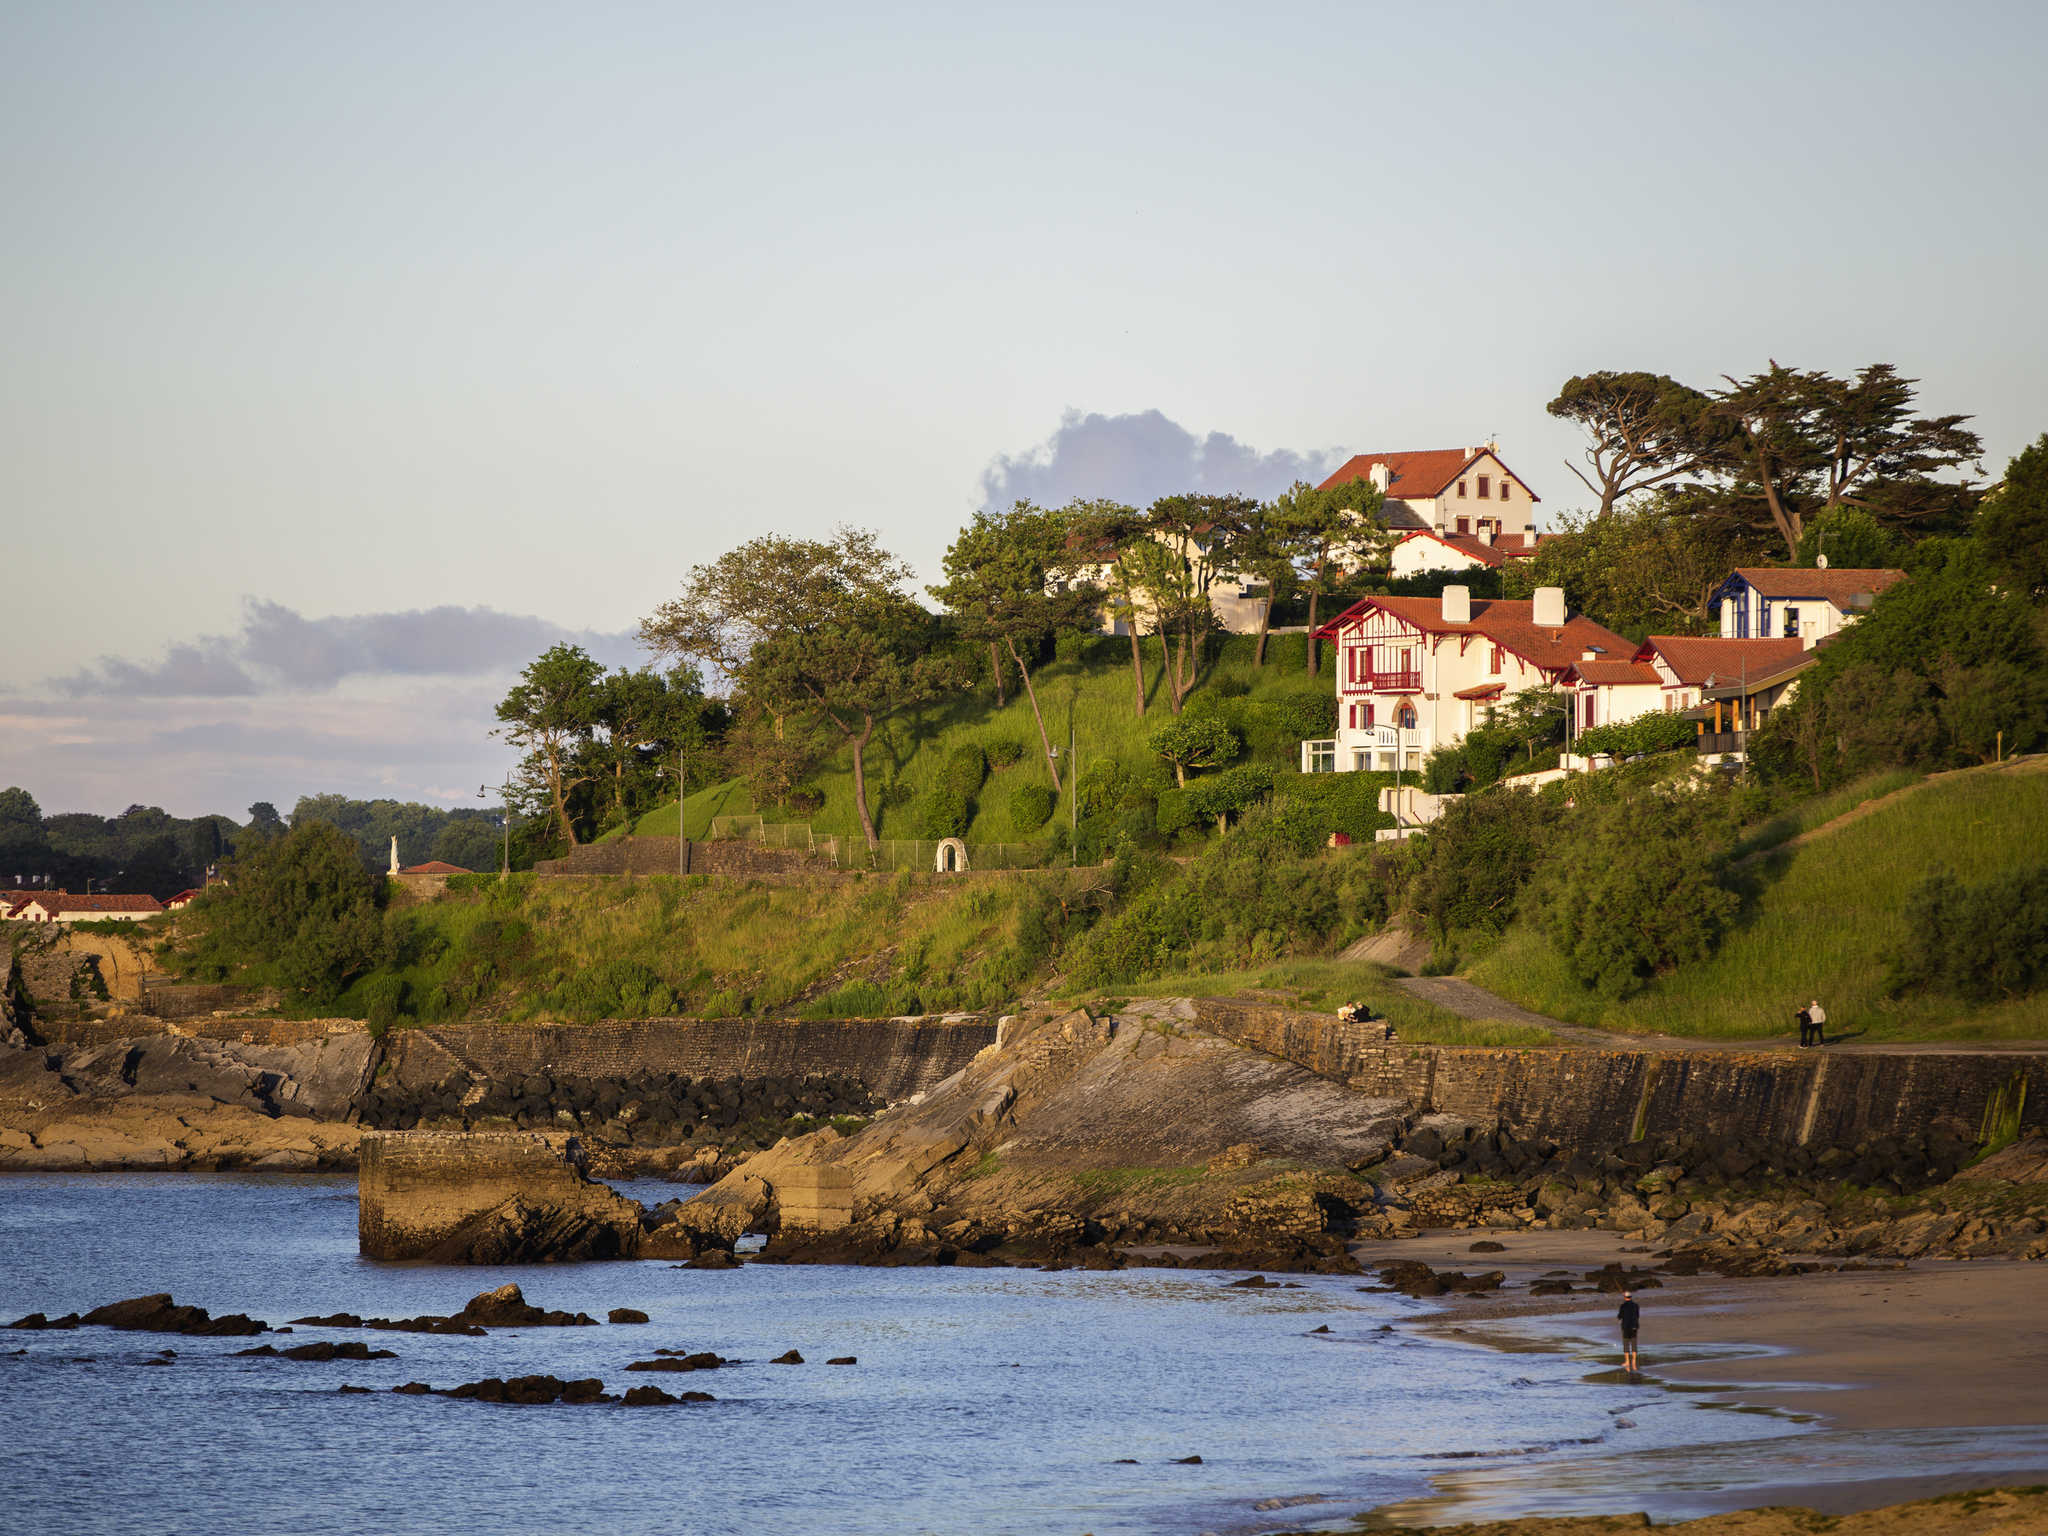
[389,836,399,876]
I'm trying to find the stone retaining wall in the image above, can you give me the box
[37,1016,367,1049]
[534,837,825,880]
[386,1016,996,1104]
[357,1129,643,1260]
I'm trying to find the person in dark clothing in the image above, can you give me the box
[1796,1007,1815,1048]
[1618,1291,1640,1373]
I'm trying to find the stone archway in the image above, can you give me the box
[934,838,969,874]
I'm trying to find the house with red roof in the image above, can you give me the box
[1564,636,1814,742]
[1320,443,1543,574]
[1302,584,1632,774]
[4,892,165,924]
[1714,567,1906,642]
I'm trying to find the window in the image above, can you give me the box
[1477,475,1490,498]
[1489,644,1503,674]
[1457,480,1468,498]
[1455,516,1470,535]
[1583,693,1596,728]
[1396,703,1417,729]
[1735,597,1750,638]
[1306,740,1336,773]
[1499,481,1511,502]
[1783,605,1801,638]
[1760,600,1771,635]
[1363,701,1375,728]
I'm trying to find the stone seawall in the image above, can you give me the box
[1188,998,2047,1148]
[357,1129,645,1261]
[383,1016,996,1105]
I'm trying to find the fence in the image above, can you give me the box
[706,814,1046,872]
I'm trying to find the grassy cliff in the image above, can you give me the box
[1468,758,2048,1042]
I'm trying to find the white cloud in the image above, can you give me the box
[981,409,1342,511]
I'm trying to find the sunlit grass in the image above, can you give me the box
[1469,764,2048,1043]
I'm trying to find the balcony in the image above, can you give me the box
[1341,670,1421,695]
[1695,730,1747,755]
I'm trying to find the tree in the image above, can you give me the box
[641,527,949,853]
[1230,497,1298,666]
[1976,433,2048,599]
[1794,505,1902,570]
[1709,362,1981,559]
[931,502,1098,793]
[495,643,605,848]
[1527,792,1739,998]
[1271,477,1387,675]
[1183,764,1273,833]
[1131,494,1260,715]
[191,821,385,1002]
[593,665,710,834]
[1547,372,1722,516]
[1149,715,1240,788]
[245,802,286,841]
[1066,499,1151,719]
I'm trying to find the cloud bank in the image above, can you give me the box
[59,600,642,698]
[981,410,1342,511]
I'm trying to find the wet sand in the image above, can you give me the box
[1345,1230,2048,1523]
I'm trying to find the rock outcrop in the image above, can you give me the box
[357,1132,649,1262]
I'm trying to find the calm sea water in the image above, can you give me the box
[0,1175,2038,1536]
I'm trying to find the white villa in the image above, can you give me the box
[1320,444,1546,577]
[1300,585,1632,773]
[1714,567,1907,642]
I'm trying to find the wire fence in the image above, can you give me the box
[705,814,1046,871]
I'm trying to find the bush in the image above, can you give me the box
[546,959,676,1022]
[1271,771,1396,844]
[357,974,409,1036]
[1405,790,1559,938]
[1150,715,1241,786]
[1889,864,2048,1002]
[1154,787,1192,838]
[985,737,1026,770]
[181,821,387,1003]
[1526,792,1739,997]
[941,744,988,800]
[918,786,973,840]
[1009,782,1055,832]
[1573,711,1697,758]
[1183,765,1275,831]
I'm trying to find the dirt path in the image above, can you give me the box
[1393,974,2048,1055]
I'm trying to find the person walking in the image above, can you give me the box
[1618,1290,1641,1374]
[1796,1005,1814,1048]
[1807,999,1827,1047]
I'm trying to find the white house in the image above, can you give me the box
[1386,527,1556,580]
[1319,444,1542,575]
[3,892,165,924]
[1300,585,1633,774]
[1564,636,1813,740]
[1715,567,1906,643]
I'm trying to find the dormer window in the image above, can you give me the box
[1477,475,1490,498]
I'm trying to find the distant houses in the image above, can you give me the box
[1,891,165,924]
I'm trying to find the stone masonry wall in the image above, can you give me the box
[533,837,825,879]
[357,1129,643,1260]
[387,1016,997,1104]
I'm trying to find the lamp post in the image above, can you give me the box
[478,782,513,881]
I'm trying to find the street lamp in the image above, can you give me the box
[478,783,512,881]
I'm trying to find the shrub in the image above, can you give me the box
[1889,864,2048,1002]
[1009,782,1055,832]
[918,786,973,840]
[783,786,825,818]
[1154,787,1192,838]
[1526,792,1739,997]
[546,959,676,1022]
[1150,715,1241,787]
[182,821,386,1003]
[1573,711,1697,758]
[1183,765,1275,831]
[1271,770,1396,844]
[985,737,1026,770]
[357,974,409,1037]
[941,744,988,800]
[1405,790,1559,938]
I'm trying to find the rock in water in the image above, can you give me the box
[607,1308,650,1326]
[77,1295,268,1337]
[770,1349,804,1364]
[357,1132,647,1263]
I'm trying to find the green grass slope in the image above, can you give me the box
[628,634,1351,851]
[1469,759,2048,1043]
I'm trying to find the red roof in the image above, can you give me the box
[1316,595,1634,674]
[1320,448,1540,503]
[1723,568,1906,603]
[1644,636,1812,688]
[1452,682,1505,700]
[1393,529,1547,568]
[165,888,203,906]
[17,893,165,915]
[399,861,471,875]
[1567,659,1663,687]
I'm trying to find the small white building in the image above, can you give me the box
[1386,527,1555,580]
[1714,567,1906,643]
[3,892,165,924]
[1300,585,1633,774]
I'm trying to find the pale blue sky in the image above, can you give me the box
[4,1,2042,815]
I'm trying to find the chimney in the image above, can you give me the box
[1442,584,1472,624]
[1369,463,1391,492]
[1533,586,1566,628]
[1479,525,1494,547]
[1523,528,1536,549]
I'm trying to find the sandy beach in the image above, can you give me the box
[1347,1230,2048,1523]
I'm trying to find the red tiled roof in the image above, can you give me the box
[1316,596,1634,674]
[1568,659,1663,686]
[1645,636,1812,688]
[1394,530,1547,568]
[21,893,165,915]
[399,861,471,875]
[1319,448,1540,503]
[1452,682,1505,700]
[165,888,202,905]
[1723,568,1907,603]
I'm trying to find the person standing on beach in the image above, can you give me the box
[1618,1290,1640,1373]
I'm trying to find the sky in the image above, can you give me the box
[4,0,2043,819]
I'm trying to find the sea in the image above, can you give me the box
[3,1174,2045,1536]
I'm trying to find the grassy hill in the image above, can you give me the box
[626,632,1373,853]
[1467,757,2048,1043]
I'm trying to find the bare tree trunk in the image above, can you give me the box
[1006,637,1063,793]
[543,742,578,846]
[1126,626,1146,718]
[1167,625,1197,714]
[988,641,1006,706]
[1253,586,1272,666]
[1305,586,1322,677]
[1156,624,1180,714]
[848,714,880,852]
[1754,445,1803,559]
